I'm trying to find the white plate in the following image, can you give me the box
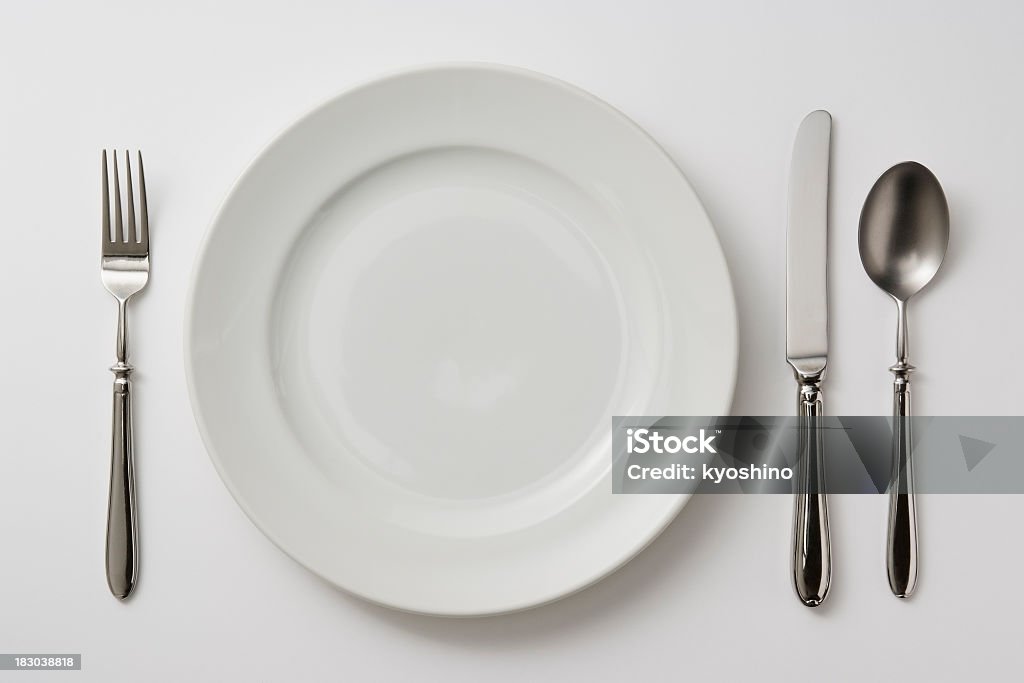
[185,64,737,616]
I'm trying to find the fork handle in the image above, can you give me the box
[106,362,138,600]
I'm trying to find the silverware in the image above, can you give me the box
[858,161,949,598]
[786,110,832,607]
[100,150,149,600]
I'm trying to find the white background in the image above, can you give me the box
[2,0,1023,680]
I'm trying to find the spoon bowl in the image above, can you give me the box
[859,161,949,302]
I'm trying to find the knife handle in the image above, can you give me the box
[792,380,831,607]
[887,365,918,598]
[106,362,138,600]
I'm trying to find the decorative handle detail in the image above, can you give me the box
[106,362,138,600]
[887,364,918,598]
[792,381,831,607]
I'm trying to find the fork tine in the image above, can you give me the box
[124,150,137,243]
[137,152,149,247]
[112,150,123,243]
[102,150,111,242]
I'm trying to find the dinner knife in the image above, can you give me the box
[786,110,832,607]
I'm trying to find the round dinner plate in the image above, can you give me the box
[185,64,737,615]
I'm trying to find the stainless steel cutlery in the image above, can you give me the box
[786,110,832,607]
[100,150,149,600]
[783,118,952,602]
[859,162,950,598]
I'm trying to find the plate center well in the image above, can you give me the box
[271,148,628,500]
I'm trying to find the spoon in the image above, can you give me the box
[858,161,949,598]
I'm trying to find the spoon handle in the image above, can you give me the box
[887,367,918,598]
[792,381,830,607]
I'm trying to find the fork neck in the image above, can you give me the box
[116,298,130,365]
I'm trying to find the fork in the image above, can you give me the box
[100,150,149,600]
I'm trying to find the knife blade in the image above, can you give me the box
[786,110,831,607]
[787,110,830,373]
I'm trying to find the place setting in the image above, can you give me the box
[97,63,962,615]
